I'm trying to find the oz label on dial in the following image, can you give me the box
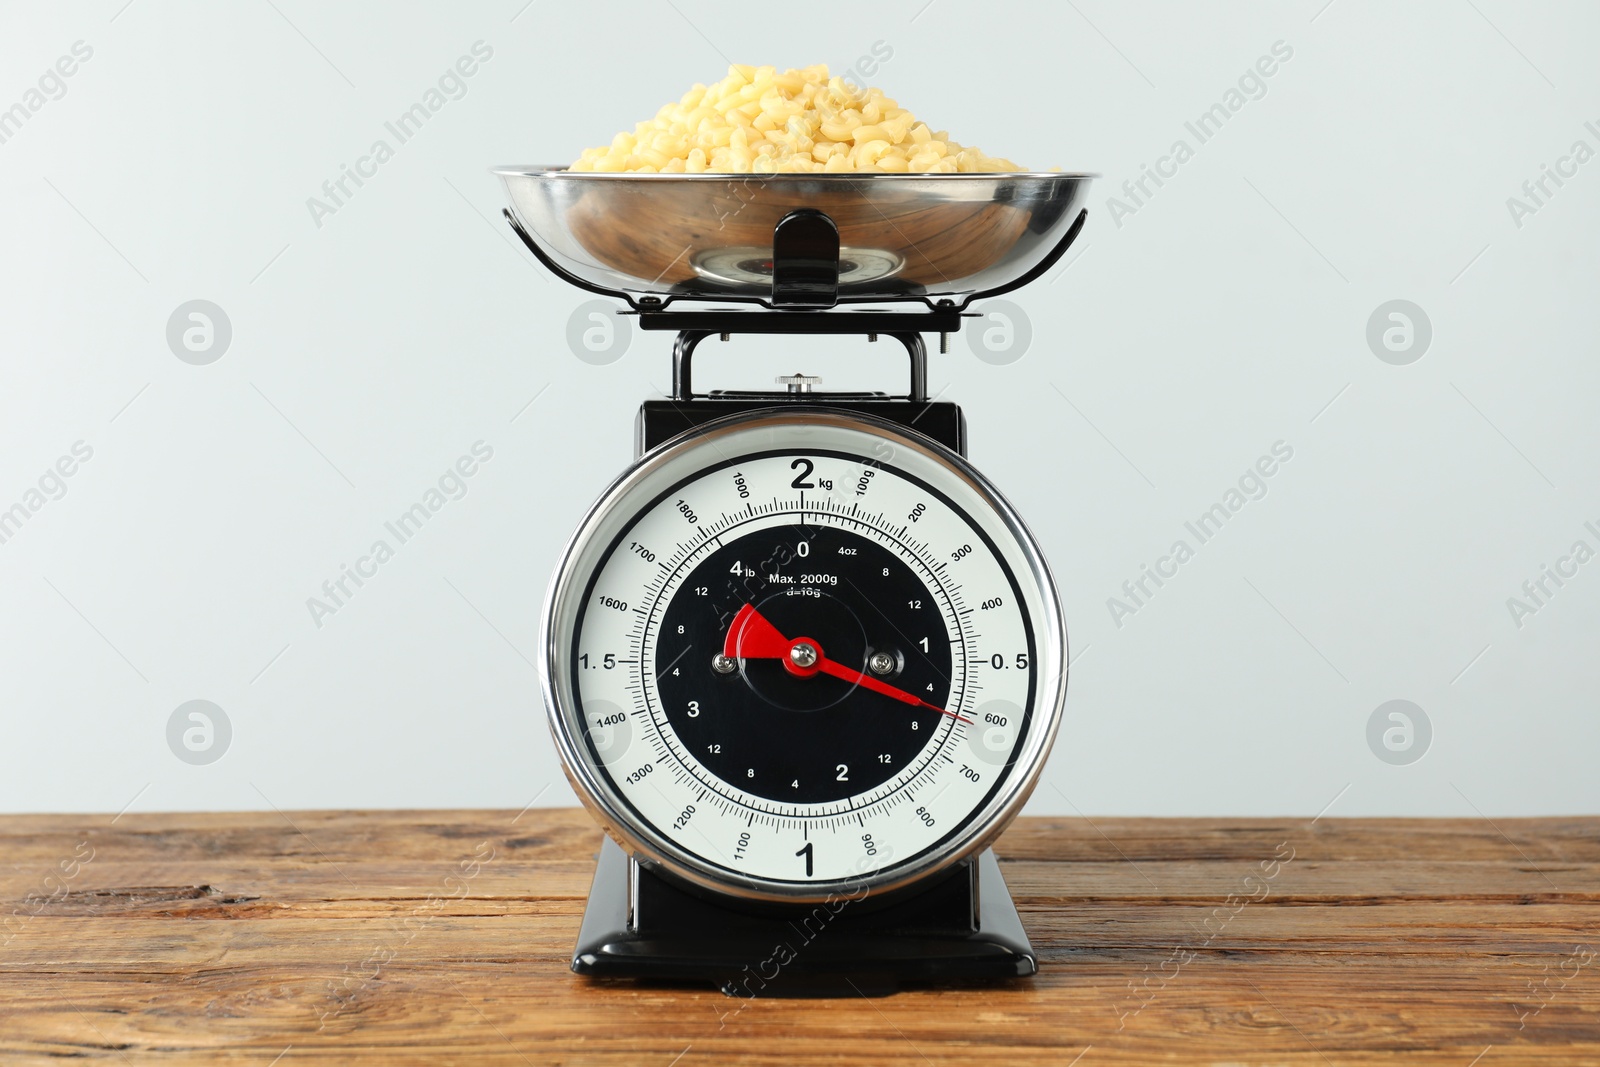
[547,414,1063,899]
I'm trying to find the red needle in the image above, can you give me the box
[723,603,793,660]
[724,604,972,724]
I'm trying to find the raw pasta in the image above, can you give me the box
[569,64,1021,174]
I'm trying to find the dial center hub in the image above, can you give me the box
[730,587,870,713]
[786,640,821,675]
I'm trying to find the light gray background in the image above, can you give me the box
[2,0,1595,818]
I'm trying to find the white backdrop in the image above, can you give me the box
[2,0,1596,818]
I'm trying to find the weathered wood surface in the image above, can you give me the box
[2,809,1597,1064]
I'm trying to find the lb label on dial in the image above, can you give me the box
[543,412,1066,902]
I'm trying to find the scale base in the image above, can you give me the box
[571,837,1036,996]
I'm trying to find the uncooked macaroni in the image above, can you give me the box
[569,64,1021,174]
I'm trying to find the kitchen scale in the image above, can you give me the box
[496,166,1094,994]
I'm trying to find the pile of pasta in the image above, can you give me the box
[568,64,1022,174]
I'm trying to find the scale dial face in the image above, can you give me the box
[542,410,1066,902]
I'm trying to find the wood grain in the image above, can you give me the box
[2,809,1597,1065]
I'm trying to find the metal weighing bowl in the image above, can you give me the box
[493,166,1095,308]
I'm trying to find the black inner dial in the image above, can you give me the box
[655,521,953,805]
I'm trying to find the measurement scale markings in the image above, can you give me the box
[592,472,1033,843]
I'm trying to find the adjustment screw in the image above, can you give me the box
[789,642,819,669]
[869,652,895,675]
[775,373,822,394]
[712,654,738,674]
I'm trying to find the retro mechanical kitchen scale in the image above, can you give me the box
[496,166,1093,993]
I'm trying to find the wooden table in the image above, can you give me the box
[3,809,1596,1065]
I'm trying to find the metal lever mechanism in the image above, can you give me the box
[769,209,840,309]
